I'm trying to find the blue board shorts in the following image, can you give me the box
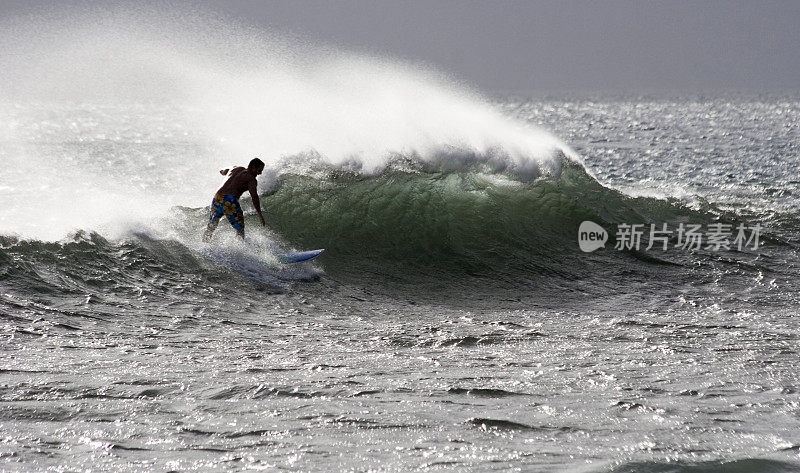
[207,193,244,231]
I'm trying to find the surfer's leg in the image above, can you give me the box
[203,194,225,242]
[231,216,245,239]
[223,196,245,239]
[202,222,218,242]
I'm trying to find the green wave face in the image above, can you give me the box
[262,159,709,266]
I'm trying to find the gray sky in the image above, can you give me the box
[4,0,800,93]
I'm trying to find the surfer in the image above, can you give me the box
[202,158,266,242]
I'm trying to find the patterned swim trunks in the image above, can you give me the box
[207,193,244,231]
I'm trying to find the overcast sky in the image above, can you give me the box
[4,0,799,93]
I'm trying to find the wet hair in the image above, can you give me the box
[248,158,265,171]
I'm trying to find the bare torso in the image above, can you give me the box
[217,167,257,199]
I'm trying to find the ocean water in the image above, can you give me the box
[2,9,800,473]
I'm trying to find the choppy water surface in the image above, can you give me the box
[2,95,799,472]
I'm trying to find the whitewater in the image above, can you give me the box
[2,7,799,473]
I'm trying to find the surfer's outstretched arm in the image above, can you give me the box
[249,179,266,226]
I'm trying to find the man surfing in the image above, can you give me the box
[202,157,266,242]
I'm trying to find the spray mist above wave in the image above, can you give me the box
[0,5,576,175]
[0,5,578,240]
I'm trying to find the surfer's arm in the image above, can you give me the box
[220,166,244,176]
[249,179,266,226]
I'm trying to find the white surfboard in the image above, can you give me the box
[278,249,324,264]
